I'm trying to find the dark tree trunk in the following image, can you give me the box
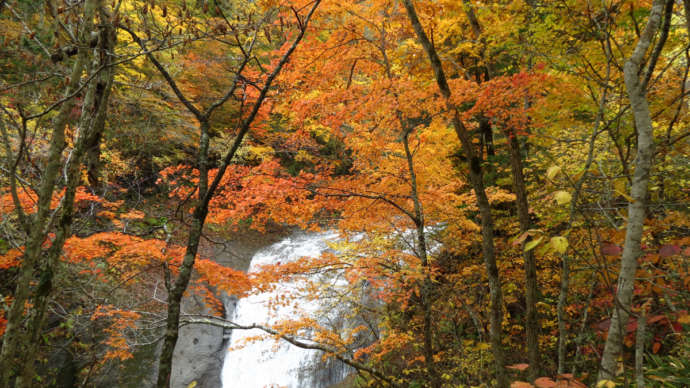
[506,131,540,380]
[400,1,508,386]
[149,4,322,385]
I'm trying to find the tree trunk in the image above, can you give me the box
[506,132,540,380]
[480,118,495,158]
[0,37,89,388]
[403,131,440,388]
[598,0,666,381]
[0,3,115,384]
[153,4,321,385]
[681,2,690,114]
[400,1,508,386]
[18,9,115,384]
[635,308,647,388]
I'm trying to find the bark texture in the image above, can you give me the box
[506,133,539,380]
[0,1,115,386]
[148,4,322,385]
[400,1,508,386]
[598,0,667,381]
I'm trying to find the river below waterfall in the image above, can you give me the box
[221,231,352,388]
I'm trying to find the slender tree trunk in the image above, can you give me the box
[0,37,89,388]
[684,0,690,36]
[557,17,614,373]
[506,132,540,380]
[156,212,208,388]
[3,5,114,387]
[403,131,440,388]
[153,4,321,385]
[635,308,647,388]
[18,10,115,384]
[557,254,570,374]
[598,0,666,381]
[85,12,116,189]
[400,1,507,386]
[480,118,495,157]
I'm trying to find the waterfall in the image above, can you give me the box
[221,231,352,388]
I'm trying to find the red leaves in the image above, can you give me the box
[659,244,681,257]
[600,242,622,256]
[512,375,587,388]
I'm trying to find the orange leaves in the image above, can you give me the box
[0,296,10,338]
[195,259,252,296]
[0,248,22,269]
[0,313,6,338]
[507,363,530,372]
[64,232,185,282]
[0,186,113,216]
[0,187,38,214]
[160,159,332,231]
[457,71,552,135]
[91,305,141,361]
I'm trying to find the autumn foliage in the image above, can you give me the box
[1,0,689,387]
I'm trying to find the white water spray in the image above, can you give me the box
[221,231,350,388]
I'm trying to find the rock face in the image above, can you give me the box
[169,229,287,388]
[169,293,226,388]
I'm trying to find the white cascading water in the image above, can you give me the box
[221,231,351,388]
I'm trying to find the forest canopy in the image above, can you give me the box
[0,0,689,387]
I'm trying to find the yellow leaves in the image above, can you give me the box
[546,165,561,180]
[241,145,275,163]
[550,236,569,254]
[678,314,690,324]
[596,380,616,388]
[524,236,543,252]
[554,190,572,205]
[0,20,22,41]
[615,189,635,203]
[294,149,315,163]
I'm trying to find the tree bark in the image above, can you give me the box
[400,1,508,386]
[635,308,647,388]
[506,132,540,380]
[403,130,440,388]
[17,6,116,385]
[152,3,322,386]
[0,0,115,384]
[598,0,667,381]
[0,26,90,388]
[685,0,690,36]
